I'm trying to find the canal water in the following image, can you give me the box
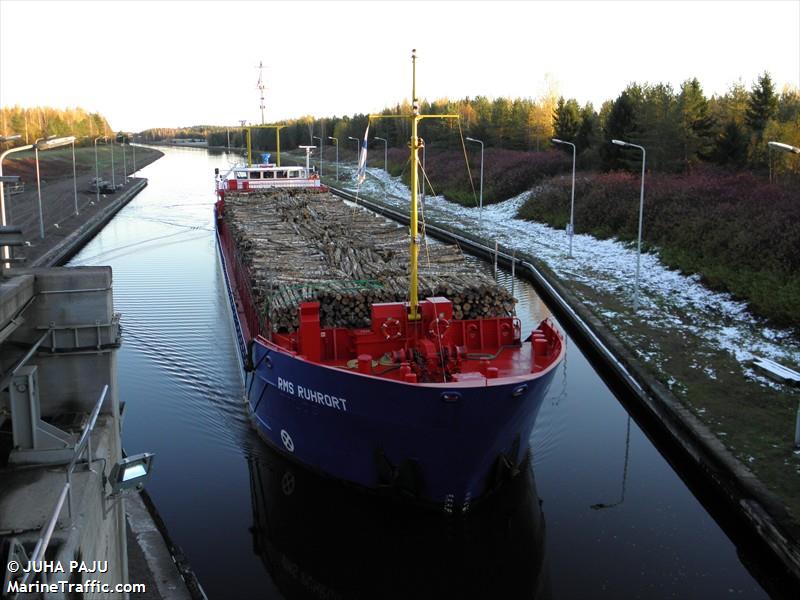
[70,146,779,599]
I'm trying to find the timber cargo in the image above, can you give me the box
[221,190,517,333]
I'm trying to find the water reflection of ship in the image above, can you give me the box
[248,445,551,600]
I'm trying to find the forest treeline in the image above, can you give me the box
[143,72,798,180]
[0,106,113,145]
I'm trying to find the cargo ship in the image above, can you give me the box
[214,50,564,512]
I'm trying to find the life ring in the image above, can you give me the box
[428,317,451,340]
[381,316,402,340]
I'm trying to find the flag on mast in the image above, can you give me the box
[355,124,369,185]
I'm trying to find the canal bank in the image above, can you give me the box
[328,183,800,586]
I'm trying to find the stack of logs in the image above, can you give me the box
[223,190,516,332]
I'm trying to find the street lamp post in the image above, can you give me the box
[373,136,388,173]
[312,136,322,176]
[110,137,115,189]
[33,136,54,239]
[766,139,800,453]
[94,136,107,204]
[0,134,27,263]
[465,137,485,229]
[121,136,127,184]
[373,136,388,198]
[612,139,646,312]
[33,136,77,238]
[328,136,339,181]
[552,138,576,257]
[347,136,360,178]
[71,138,78,215]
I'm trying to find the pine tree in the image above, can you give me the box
[745,72,778,135]
[552,97,581,145]
[636,83,682,172]
[601,91,638,170]
[576,103,599,151]
[678,78,715,170]
[714,120,748,167]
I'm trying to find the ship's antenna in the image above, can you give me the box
[257,61,266,125]
[365,50,459,321]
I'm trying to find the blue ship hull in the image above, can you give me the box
[216,212,558,512]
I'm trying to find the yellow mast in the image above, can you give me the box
[369,50,458,321]
[245,124,287,167]
[409,49,421,320]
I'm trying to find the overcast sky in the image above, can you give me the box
[1,0,798,131]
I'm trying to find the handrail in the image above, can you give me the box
[66,384,109,519]
[16,483,70,592]
[67,384,108,474]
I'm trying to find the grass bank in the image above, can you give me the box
[516,168,800,328]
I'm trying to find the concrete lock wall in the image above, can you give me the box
[5,266,120,417]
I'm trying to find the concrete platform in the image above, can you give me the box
[126,492,198,600]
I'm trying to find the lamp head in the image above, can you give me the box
[108,452,155,495]
[36,136,76,150]
[612,139,627,147]
[768,141,800,154]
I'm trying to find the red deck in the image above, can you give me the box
[263,298,562,385]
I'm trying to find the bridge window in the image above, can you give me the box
[235,171,247,179]
[249,171,261,179]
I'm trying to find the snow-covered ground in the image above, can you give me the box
[332,162,800,391]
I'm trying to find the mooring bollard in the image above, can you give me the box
[795,400,800,451]
[511,250,516,298]
[494,241,498,282]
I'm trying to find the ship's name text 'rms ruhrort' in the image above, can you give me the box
[278,377,349,412]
